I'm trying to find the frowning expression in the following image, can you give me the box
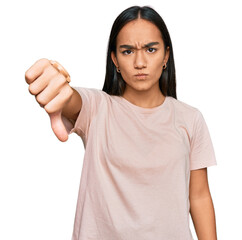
[111,18,170,93]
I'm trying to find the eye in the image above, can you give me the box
[147,47,157,53]
[122,50,133,55]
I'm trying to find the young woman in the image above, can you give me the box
[25,5,218,240]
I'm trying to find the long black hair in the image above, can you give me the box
[102,5,177,99]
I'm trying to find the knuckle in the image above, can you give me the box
[55,73,66,84]
[25,58,50,84]
[44,105,50,113]
[37,58,51,72]
[40,59,52,73]
[45,65,58,78]
[38,58,50,65]
[36,94,46,106]
[28,84,36,95]
[44,105,51,114]
[25,70,33,82]
[44,104,54,114]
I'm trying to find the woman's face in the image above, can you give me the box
[111,18,170,94]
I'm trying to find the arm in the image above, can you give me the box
[62,87,82,122]
[189,168,218,240]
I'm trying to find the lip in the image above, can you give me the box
[135,74,148,80]
[135,73,148,76]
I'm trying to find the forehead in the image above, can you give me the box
[116,19,163,46]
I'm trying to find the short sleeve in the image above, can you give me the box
[189,110,217,170]
[61,87,101,144]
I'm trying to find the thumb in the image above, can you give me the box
[48,110,69,142]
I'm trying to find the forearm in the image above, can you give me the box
[190,195,217,240]
[62,87,82,121]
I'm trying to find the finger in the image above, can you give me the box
[34,73,68,107]
[25,58,50,84]
[48,111,69,142]
[28,65,59,96]
[44,84,73,114]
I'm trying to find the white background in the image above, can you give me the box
[0,0,241,239]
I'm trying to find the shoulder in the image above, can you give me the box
[168,96,198,113]
[72,86,110,102]
[73,86,104,96]
[168,96,202,127]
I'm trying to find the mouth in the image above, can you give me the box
[134,73,148,80]
[135,73,148,76]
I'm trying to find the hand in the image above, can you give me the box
[25,58,74,142]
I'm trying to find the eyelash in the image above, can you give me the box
[122,48,157,55]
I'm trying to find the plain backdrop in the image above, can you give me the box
[0,0,241,239]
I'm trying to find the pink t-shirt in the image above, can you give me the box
[62,87,217,240]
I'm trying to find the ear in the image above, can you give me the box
[164,46,170,63]
[111,51,119,68]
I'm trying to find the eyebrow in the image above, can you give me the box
[119,41,160,49]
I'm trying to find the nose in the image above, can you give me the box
[134,49,147,69]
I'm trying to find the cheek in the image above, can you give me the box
[150,54,164,68]
[119,56,130,67]
[154,62,163,73]
[119,59,133,75]
[149,57,164,76]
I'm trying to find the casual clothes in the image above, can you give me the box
[62,87,217,240]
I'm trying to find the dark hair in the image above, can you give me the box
[102,5,177,99]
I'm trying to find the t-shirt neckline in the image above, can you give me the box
[119,95,169,114]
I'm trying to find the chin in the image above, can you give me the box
[133,84,153,92]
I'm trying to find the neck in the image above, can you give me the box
[122,86,165,109]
